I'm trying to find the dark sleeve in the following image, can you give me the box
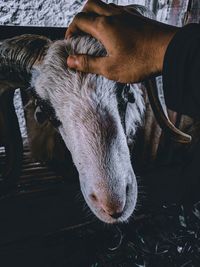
[163,23,200,118]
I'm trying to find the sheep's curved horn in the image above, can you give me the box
[145,79,192,144]
[0,34,51,84]
[0,34,51,188]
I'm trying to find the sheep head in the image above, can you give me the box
[31,36,144,223]
[0,33,191,223]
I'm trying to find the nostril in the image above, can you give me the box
[110,212,123,219]
[90,193,98,202]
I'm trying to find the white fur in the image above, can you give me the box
[32,35,145,223]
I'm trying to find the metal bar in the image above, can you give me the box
[0,25,66,40]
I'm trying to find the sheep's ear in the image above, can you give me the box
[34,106,48,124]
[116,83,144,146]
[124,85,145,146]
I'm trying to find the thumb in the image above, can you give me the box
[67,54,105,75]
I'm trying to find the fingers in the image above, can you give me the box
[82,0,119,15]
[67,55,125,82]
[67,54,106,75]
[65,0,121,38]
[66,12,102,39]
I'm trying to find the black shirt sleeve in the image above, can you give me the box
[163,23,200,118]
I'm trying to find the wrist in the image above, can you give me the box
[154,24,179,74]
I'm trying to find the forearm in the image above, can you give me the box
[151,22,179,75]
[163,23,200,117]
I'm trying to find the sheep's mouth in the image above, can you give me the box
[81,188,137,224]
[95,199,136,224]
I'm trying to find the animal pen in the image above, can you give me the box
[0,1,200,267]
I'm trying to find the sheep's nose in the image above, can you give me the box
[101,204,125,218]
[89,193,125,219]
[109,212,123,219]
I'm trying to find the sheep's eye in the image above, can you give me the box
[34,98,62,129]
[34,106,48,124]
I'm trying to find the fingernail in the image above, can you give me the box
[67,55,77,67]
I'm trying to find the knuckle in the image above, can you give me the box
[76,11,98,23]
[75,11,85,20]
[96,16,108,29]
[96,15,115,30]
[84,0,99,11]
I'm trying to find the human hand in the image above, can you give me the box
[66,0,178,83]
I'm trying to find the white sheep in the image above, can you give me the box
[0,33,190,223]
[32,35,145,223]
